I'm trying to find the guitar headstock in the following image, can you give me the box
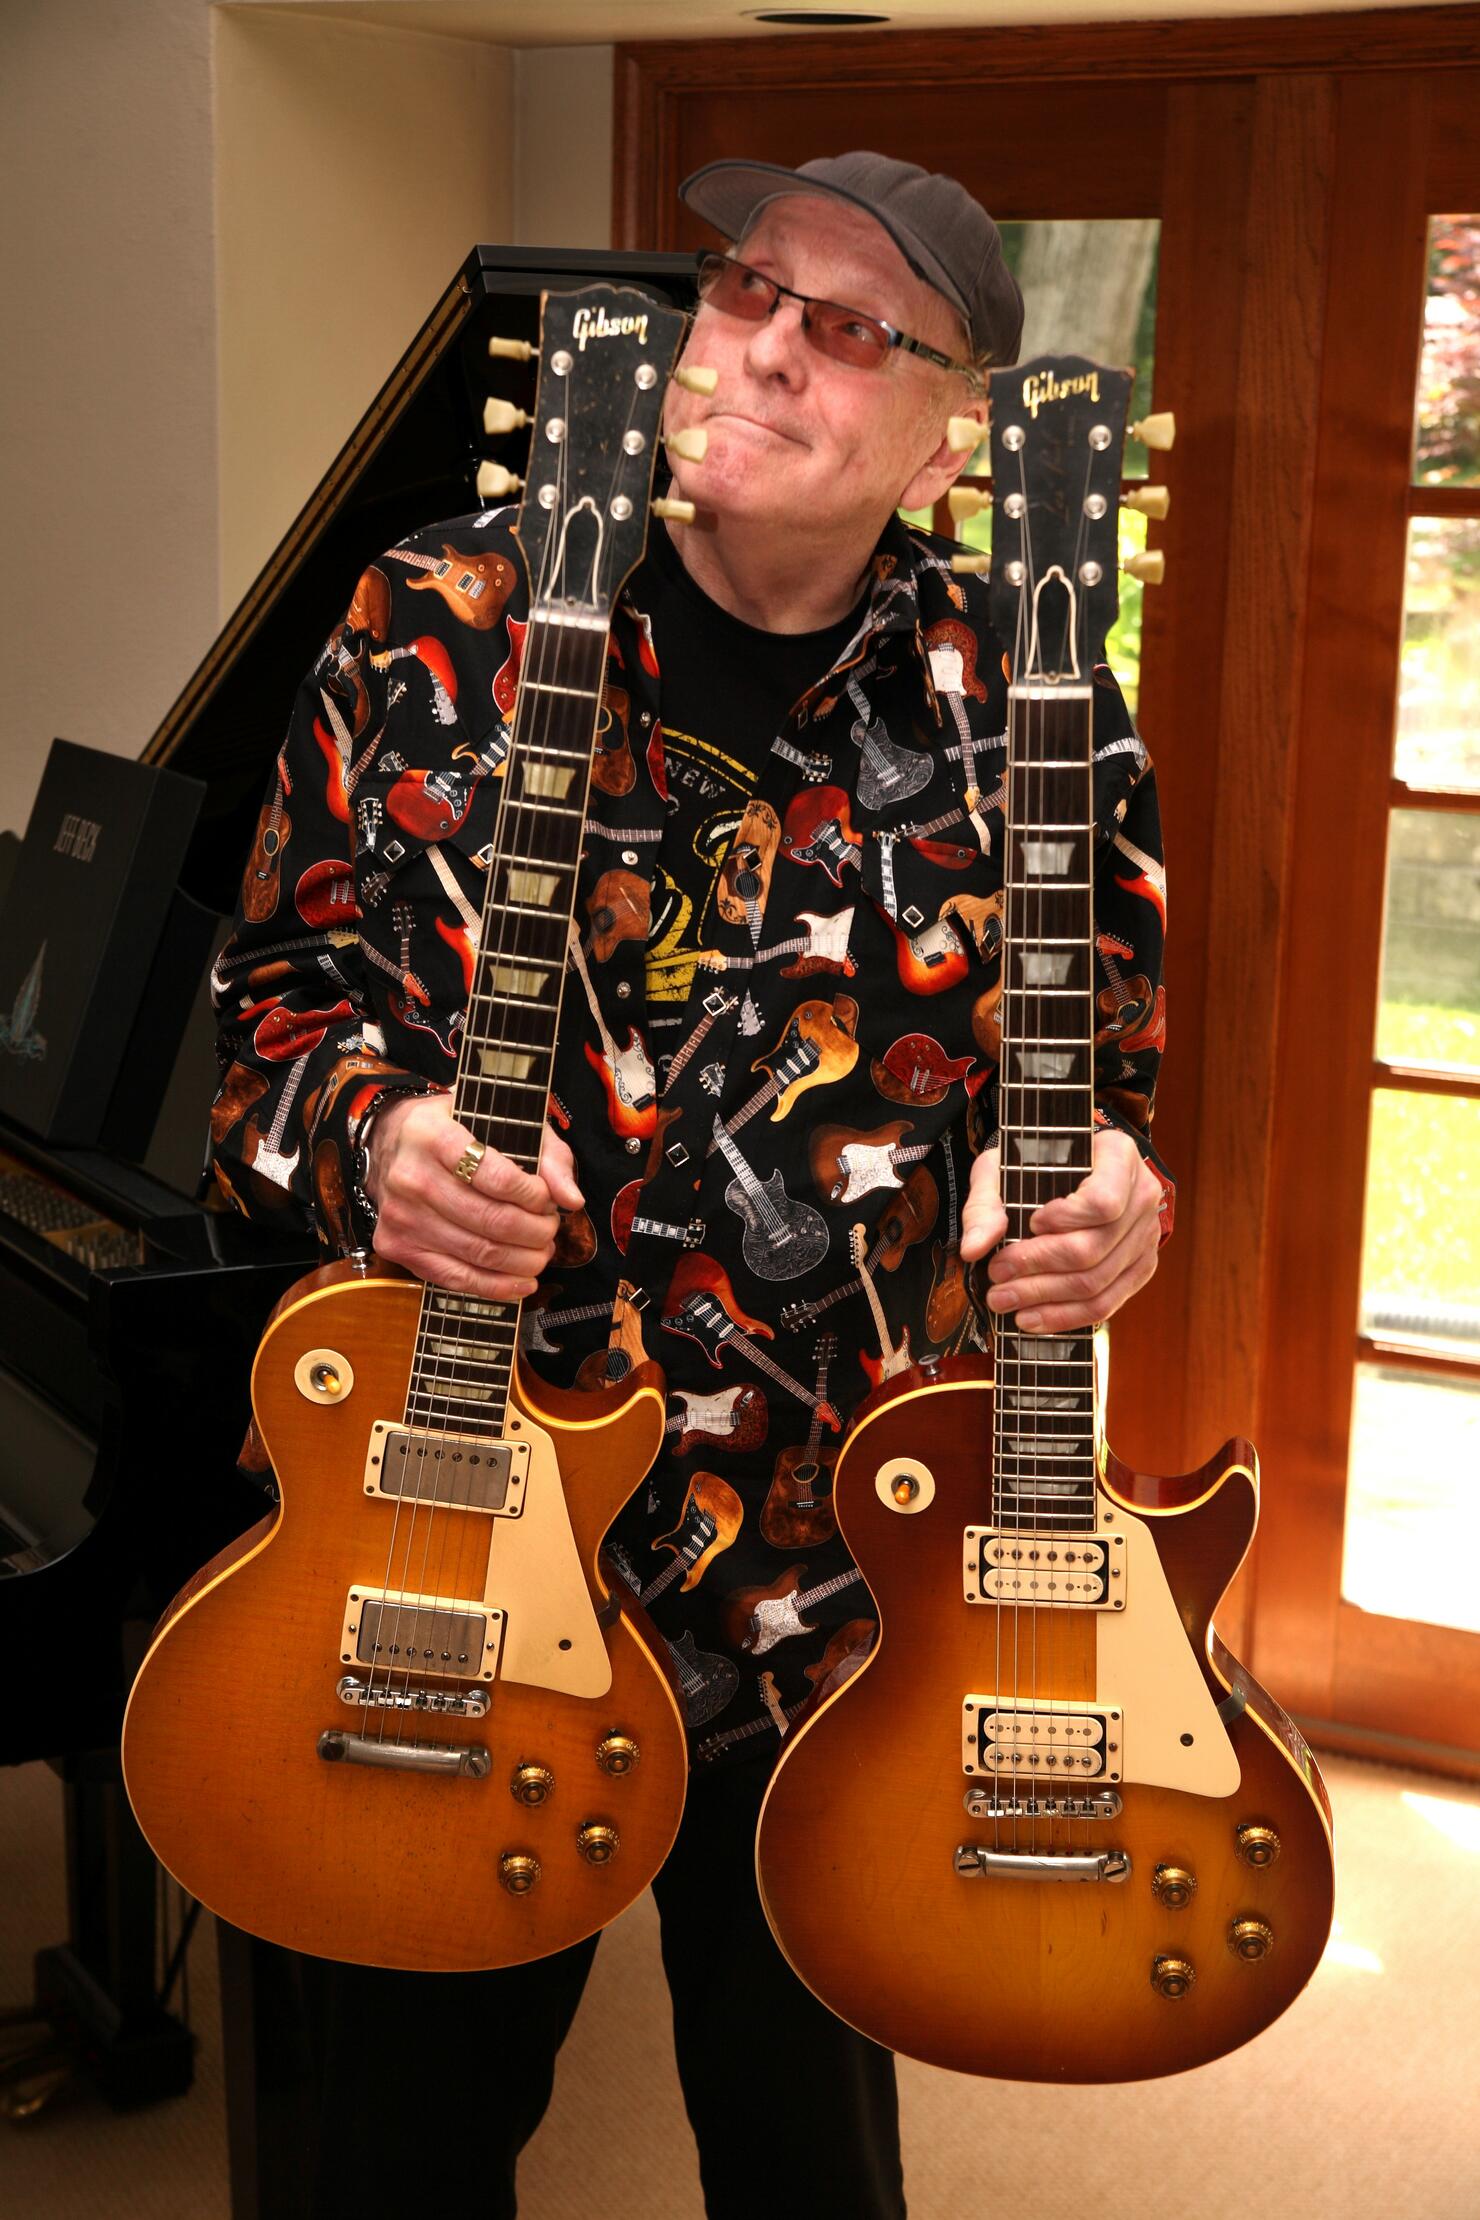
[511,286,689,622]
[986,355,1136,679]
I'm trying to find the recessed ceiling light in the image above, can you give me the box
[745,10,893,23]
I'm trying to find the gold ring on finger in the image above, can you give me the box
[452,1141,487,1186]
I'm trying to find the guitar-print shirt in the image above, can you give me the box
[209,505,1172,1769]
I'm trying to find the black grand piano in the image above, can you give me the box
[0,243,695,2177]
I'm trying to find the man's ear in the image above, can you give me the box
[898,396,989,515]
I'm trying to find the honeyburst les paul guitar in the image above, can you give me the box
[754,359,1335,2082]
[122,287,704,1972]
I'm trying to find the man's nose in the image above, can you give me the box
[743,296,808,379]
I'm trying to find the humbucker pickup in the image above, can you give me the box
[962,1528,1125,1608]
[962,1699,1122,1782]
[363,1423,530,1514]
[339,1590,507,1682]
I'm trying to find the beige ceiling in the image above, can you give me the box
[229,0,1472,51]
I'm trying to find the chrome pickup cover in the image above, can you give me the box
[962,1699,1122,1782]
[363,1423,530,1514]
[339,1591,506,1682]
[962,1528,1125,1608]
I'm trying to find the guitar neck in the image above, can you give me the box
[994,680,1099,1527]
[404,616,607,1434]
[796,1568,865,1612]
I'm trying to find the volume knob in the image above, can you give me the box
[511,1762,554,1807]
[1235,1822,1281,1867]
[1229,1918,1275,1962]
[576,1821,620,1866]
[595,1733,640,1776]
[499,1852,541,1895]
[1150,1955,1196,1999]
[1151,1864,1197,1910]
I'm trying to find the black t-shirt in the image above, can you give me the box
[631,521,868,1041]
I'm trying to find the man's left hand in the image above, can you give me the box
[959,1125,1164,1333]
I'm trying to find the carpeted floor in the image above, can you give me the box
[0,1751,1475,2218]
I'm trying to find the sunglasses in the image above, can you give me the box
[695,251,978,379]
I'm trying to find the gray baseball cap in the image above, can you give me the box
[679,151,1024,368]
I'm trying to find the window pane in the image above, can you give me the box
[1412,215,1480,490]
[916,220,1161,715]
[1375,810,1480,1068]
[1360,1089,1480,1347]
[1395,518,1480,790]
[1343,1364,1480,1634]
[997,219,1160,479]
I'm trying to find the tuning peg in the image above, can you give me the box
[652,496,697,525]
[476,461,524,500]
[666,427,709,463]
[1123,550,1166,585]
[950,552,991,576]
[947,416,983,455]
[1123,484,1170,520]
[1130,411,1176,452]
[673,366,718,395]
[487,336,536,362]
[483,398,531,436]
[948,487,991,523]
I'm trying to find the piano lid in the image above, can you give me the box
[142,244,698,917]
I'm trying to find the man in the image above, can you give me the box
[211,153,1169,2219]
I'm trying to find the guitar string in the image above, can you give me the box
[396,406,585,1745]
[399,341,668,1765]
[366,335,586,1745]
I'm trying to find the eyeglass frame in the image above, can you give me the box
[694,251,986,389]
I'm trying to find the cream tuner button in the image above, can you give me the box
[1229,1918,1275,1962]
[511,1762,554,1806]
[499,1852,541,1894]
[595,1733,639,1776]
[1235,1822,1281,1867]
[1150,1955,1195,1999]
[577,1821,620,1865]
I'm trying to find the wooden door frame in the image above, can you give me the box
[612,9,1480,1772]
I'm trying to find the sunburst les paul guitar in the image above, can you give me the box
[122,289,697,1972]
[754,358,1334,2082]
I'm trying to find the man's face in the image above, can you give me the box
[664,195,968,546]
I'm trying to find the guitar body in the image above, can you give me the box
[759,1446,838,1549]
[122,1261,687,1972]
[756,1360,1334,2083]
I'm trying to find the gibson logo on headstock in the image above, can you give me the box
[571,305,650,352]
[1022,368,1102,418]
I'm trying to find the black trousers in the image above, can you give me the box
[296,1755,905,2220]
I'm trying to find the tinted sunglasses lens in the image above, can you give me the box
[807,302,892,369]
[697,256,773,320]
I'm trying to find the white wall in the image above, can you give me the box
[215,9,516,606]
[0,8,624,849]
[513,45,614,250]
[0,0,220,841]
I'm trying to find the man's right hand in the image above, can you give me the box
[363,1094,583,1300]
